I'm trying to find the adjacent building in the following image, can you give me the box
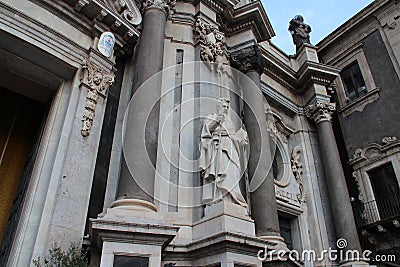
[318,0,400,262]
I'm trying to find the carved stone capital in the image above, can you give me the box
[230,45,265,74]
[142,0,176,17]
[81,59,115,137]
[305,100,336,124]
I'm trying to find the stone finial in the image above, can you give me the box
[81,59,115,137]
[142,0,176,16]
[230,45,265,74]
[288,15,312,51]
[305,99,336,124]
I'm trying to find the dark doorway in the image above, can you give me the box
[368,163,400,219]
[0,86,47,263]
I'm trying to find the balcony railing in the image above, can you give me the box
[353,194,400,227]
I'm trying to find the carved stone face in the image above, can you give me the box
[218,101,229,115]
[93,72,103,85]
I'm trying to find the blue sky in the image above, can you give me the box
[261,0,374,55]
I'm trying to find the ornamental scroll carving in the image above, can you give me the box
[111,0,142,25]
[291,146,306,203]
[81,59,115,137]
[194,17,230,76]
[350,136,399,167]
[306,100,336,124]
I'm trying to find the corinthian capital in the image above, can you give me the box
[230,45,265,74]
[142,0,176,16]
[306,99,336,124]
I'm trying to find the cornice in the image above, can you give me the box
[220,1,274,42]
[36,0,141,50]
[296,60,340,91]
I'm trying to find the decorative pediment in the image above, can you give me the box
[350,136,400,168]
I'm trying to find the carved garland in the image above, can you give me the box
[81,59,115,137]
[291,146,306,203]
[193,17,230,76]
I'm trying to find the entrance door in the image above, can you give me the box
[0,87,45,244]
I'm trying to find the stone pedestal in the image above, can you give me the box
[193,201,255,240]
[90,206,179,267]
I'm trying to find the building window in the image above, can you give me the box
[341,61,367,102]
[278,215,293,250]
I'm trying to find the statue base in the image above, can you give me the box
[193,200,255,240]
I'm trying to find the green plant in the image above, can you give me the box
[33,243,89,267]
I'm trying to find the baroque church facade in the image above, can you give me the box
[0,0,398,266]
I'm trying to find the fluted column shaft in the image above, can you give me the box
[117,3,171,204]
[307,100,362,253]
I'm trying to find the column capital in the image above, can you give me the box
[230,45,266,74]
[142,0,176,17]
[306,99,336,124]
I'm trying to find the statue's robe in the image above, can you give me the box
[199,113,248,207]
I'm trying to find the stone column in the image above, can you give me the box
[231,46,283,243]
[114,0,175,211]
[306,99,364,259]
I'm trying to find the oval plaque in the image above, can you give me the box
[98,32,116,58]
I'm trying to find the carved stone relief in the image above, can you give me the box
[352,171,365,202]
[350,136,400,168]
[81,59,115,137]
[193,17,230,75]
[111,0,142,25]
[291,146,306,203]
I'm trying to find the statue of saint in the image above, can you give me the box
[199,99,248,207]
[288,15,311,51]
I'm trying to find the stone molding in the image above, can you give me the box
[142,0,176,17]
[291,146,306,203]
[80,58,115,137]
[350,136,400,169]
[305,99,336,124]
[338,88,380,118]
[230,45,266,74]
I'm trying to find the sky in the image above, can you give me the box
[261,0,375,55]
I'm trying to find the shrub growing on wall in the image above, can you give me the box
[33,243,89,267]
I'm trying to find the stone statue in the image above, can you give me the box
[199,99,248,207]
[288,15,311,51]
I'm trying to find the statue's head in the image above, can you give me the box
[294,15,304,22]
[218,98,230,114]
